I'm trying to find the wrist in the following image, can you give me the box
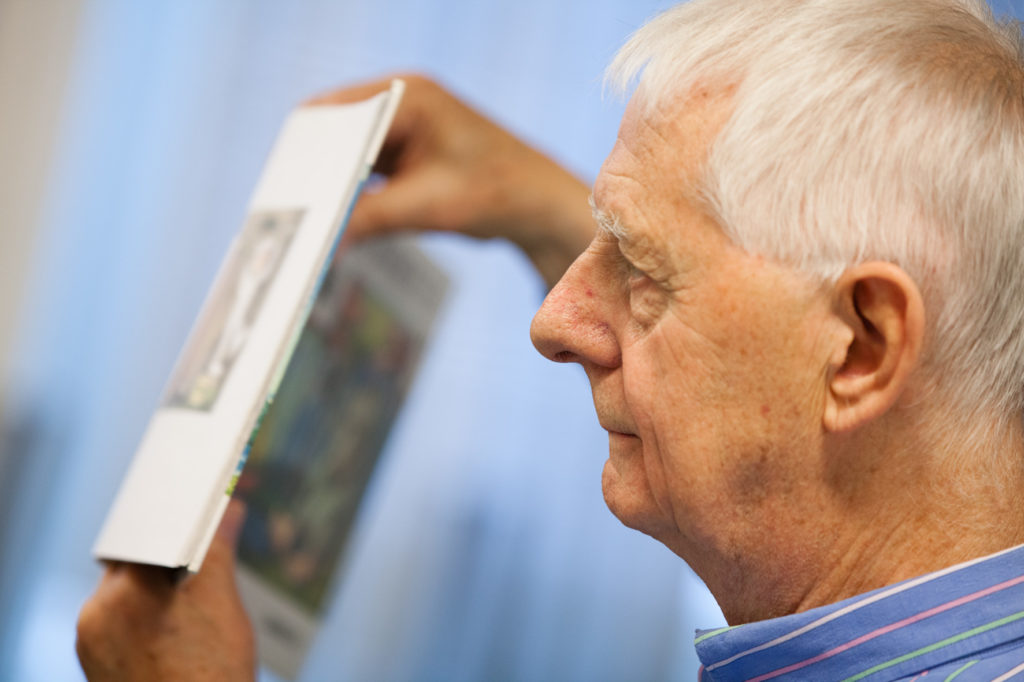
[508,162,593,287]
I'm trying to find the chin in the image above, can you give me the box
[601,459,673,538]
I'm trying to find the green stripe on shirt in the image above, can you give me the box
[841,610,1024,682]
[695,626,736,645]
[944,659,979,681]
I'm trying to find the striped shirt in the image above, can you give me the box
[695,544,1024,681]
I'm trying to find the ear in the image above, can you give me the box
[823,262,925,433]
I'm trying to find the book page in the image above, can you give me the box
[235,236,448,680]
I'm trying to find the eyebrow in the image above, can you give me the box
[589,194,629,241]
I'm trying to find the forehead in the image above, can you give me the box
[593,87,735,246]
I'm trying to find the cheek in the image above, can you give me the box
[624,320,726,438]
[620,331,718,510]
[620,318,791,510]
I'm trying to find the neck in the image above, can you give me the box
[795,410,1024,620]
[704,409,1024,625]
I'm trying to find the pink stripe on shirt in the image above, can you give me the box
[747,574,1024,682]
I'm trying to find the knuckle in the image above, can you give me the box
[398,72,431,88]
[396,72,446,99]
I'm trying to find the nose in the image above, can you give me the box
[530,249,622,369]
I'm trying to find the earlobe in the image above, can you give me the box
[823,263,925,433]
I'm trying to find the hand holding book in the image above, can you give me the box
[311,75,594,287]
[77,501,255,682]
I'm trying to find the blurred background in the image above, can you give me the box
[1,0,1019,680]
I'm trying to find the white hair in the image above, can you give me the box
[607,0,1024,428]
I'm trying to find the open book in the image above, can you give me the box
[93,80,418,573]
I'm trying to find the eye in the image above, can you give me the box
[619,255,667,328]
[627,263,645,284]
[622,258,648,290]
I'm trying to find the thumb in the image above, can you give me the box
[183,499,248,600]
[346,183,414,240]
[194,499,247,585]
[216,498,248,551]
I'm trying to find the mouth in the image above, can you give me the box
[599,419,636,437]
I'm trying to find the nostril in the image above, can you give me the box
[553,351,576,363]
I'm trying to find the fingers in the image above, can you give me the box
[77,563,173,679]
[90,562,175,614]
[304,72,434,107]
[310,75,491,243]
[81,500,247,635]
[191,499,247,588]
[304,77,393,106]
[76,501,256,681]
[308,73,593,286]
[346,173,438,239]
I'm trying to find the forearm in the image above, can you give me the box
[501,160,593,288]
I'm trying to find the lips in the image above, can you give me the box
[593,390,636,436]
[599,418,637,436]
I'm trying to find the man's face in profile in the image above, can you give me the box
[531,90,844,599]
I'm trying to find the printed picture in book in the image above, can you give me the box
[167,209,304,411]
[234,256,422,614]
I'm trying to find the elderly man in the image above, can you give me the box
[77,0,1024,679]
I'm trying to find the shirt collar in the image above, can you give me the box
[696,543,1024,682]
